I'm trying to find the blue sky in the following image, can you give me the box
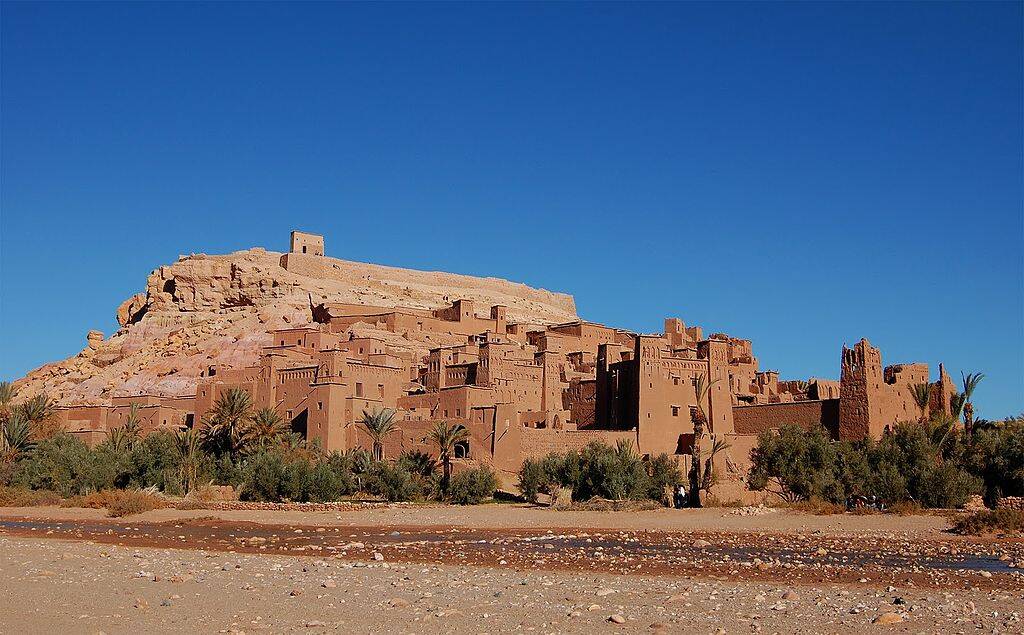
[2,2,1021,417]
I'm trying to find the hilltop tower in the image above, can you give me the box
[289,230,324,256]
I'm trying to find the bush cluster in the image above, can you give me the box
[8,432,212,497]
[1,431,499,506]
[747,420,1023,509]
[518,440,681,505]
[952,509,1024,535]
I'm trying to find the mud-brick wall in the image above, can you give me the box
[732,399,840,438]
[519,427,635,459]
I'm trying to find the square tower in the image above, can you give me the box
[290,231,324,256]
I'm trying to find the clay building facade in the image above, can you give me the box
[53,231,964,492]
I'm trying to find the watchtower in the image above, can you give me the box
[290,231,324,256]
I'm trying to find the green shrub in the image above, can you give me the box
[574,440,649,501]
[646,453,683,504]
[874,424,980,507]
[448,465,497,504]
[368,462,421,502]
[748,422,982,508]
[304,461,350,502]
[965,422,1024,505]
[12,434,115,496]
[518,454,564,503]
[747,425,842,502]
[116,431,185,493]
[519,442,681,505]
[917,462,981,508]
[240,451,289,502]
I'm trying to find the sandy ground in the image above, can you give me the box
[1,505,1022,633]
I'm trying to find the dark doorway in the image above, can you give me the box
[291,409,308,439]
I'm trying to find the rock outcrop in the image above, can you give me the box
[14,248,577,405]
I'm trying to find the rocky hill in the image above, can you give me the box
[14,247,577,405]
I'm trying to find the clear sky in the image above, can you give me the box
[1,2,1021,417]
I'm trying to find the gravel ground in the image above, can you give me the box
[3,536,1021,634]
[1,505,1022,633]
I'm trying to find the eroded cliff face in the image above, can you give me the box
[14,248,577,405]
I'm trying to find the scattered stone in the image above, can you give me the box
[873,612,904,625]
[609,614,626,624]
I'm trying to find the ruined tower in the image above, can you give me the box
[838,338,879,439]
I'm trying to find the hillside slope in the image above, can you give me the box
[15,248,577,404]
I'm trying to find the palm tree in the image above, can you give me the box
[928,413,959,456]
[909,382,931,423]
[688,374,716,508]
[346,447,374,492]
[105,403,144,452]
[201,388,255,457]
[700,435,732,496]
[123,402,144,439]
[427,420,470,488]
[950,391,966,423]
[0,381,17,422]
[360,408,398,462]
[19,393,58,440]
[175,428,203,494]
[249,408,288,451]
[398,449,437,478]
[961,372,984,438]
[1,411,35,461]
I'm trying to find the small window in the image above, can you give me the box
[302,246,307,253]
[355,383,363,397]
[673,377,680,386]
[317,402,323,410]
[672,406,679,417]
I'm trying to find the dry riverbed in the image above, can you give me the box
[1,505,1021,633]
